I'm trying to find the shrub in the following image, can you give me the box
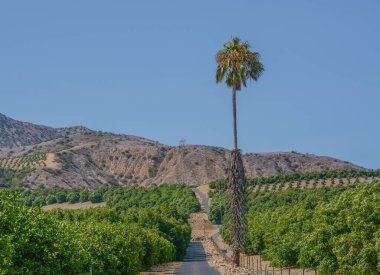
[56,192,67,203]
[46,194,57,205]
[79,189,89,202]
[89,190,103,203]
[67,192,80,204]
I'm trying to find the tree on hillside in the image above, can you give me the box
[216,36,264,266]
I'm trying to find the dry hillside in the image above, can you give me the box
[0,113,362,188]
[0,113,89,147]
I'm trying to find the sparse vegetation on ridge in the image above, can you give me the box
[0,114,363,188]
[0,168,29,187]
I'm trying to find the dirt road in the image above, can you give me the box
[142,184,250,275]
[188,185,251,275]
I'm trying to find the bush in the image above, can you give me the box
[32,196,46,206]
[46,194,57,205]
[79,189,89,202]
[56,192,67,203]
[67,192,80,204]
[89,190,103,203]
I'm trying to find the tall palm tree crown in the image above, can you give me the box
[216,36,264,151]
[216,37,264,91]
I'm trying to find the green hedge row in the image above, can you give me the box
[50,206,192,260]
[208,169,380,190]
[247,169,380,187]
[210,181,380,274]
[0,184,200,274]
[12,184,201,218]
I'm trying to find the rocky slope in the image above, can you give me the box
[0,113,89,147]
[0,113,362,188]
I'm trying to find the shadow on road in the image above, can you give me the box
[176,241,219,274]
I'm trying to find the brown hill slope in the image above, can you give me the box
[0,114,362,188]
[0,113,89,147]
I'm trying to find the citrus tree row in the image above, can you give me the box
[209,179,380,274]
[0,184,200,274]
[13,184,201,215]
[209,169,380,191]
[0,153,46,171]
[247,169,380,186]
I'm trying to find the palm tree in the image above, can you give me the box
[215,36,264,266]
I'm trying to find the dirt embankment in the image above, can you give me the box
[42,201,106,211]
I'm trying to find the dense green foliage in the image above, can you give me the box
[49,206,192,260]
[11,187,104,206]
[12,184,200,216]
[210,181,380,274]
[104,184,200,217]
[209,178,229,190]
[0,184,200,274]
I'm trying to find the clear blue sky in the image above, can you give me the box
[0,1,379,169]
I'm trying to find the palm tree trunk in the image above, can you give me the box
[232,88,238,150]
[229,87,247,266]
[229,149,246,266]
